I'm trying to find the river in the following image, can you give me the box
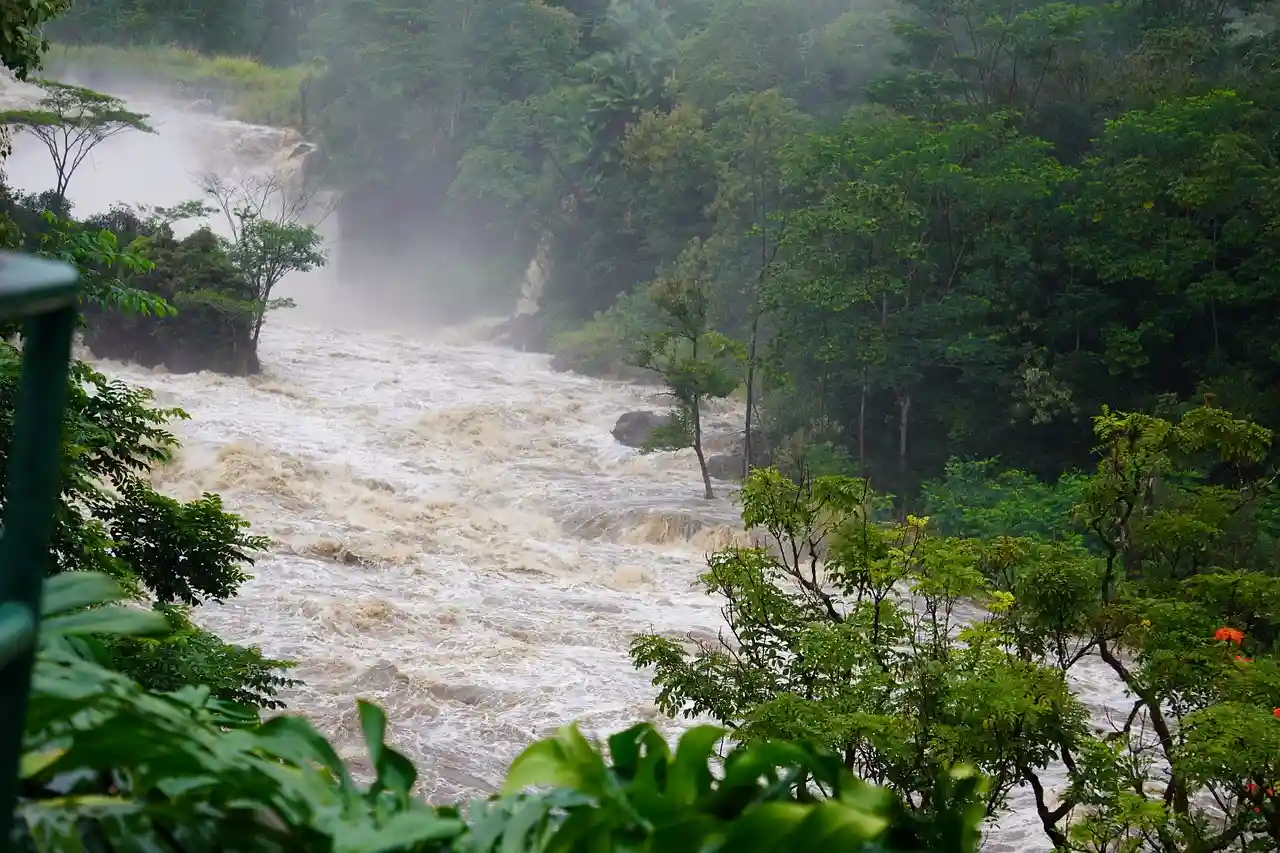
[3,80,1113,851]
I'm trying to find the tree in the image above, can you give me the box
[631,242,741,499]
[632,467,1084,826]
[0,179,293,709]
[73,203,266,376]
[704,90,807,477]
[198,171,327,346]
[770,109,1069,495]
[632,405,1280,850]
[0,81,154,211]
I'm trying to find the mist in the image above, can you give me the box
[2,66,498,333]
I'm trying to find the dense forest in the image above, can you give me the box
[2,0,1279,849]
[43,0,1280,501]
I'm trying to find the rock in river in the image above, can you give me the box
[611,410,673,448]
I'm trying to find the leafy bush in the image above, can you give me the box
[549,289,663,378]
[17,572,988,852]
[634,407,1280,850]
[79,208,263,375]
[920,459,1088,542]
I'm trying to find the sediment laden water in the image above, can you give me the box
[91,327,750,800]
[0,79,1145,850]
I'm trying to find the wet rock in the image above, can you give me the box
[488,312,547,352]
[345,661,411,694]
[611,410,673,448]
[287,141,318,159]
[82,317,261,377]
[705,453,746,481]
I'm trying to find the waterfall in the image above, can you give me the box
[514,234,551,317]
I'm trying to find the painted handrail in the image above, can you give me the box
[0,252,79,848]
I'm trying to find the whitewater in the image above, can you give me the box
[2,77,1121,851]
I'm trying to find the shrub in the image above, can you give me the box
[549,289,663,379]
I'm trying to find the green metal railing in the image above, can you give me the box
[0,252,80,846]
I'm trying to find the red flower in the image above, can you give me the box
[1274,707,1280,719]
[1215,627,1245,644]
[1236,655,1253,664]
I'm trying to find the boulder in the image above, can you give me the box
[612,411,674,448]
[549,351,574,373]
[488,313,547,352]
[705,453,746,481]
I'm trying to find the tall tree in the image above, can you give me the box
[704,90,807,477]
[632,241,740,499]
[198,171,327,346]
[0,81,153,211]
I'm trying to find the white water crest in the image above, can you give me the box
[2,78,1137,852]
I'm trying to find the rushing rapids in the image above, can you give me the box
[1,79,1135,851]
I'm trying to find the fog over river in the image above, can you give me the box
[4,78,1133,852]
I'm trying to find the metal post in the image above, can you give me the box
[0,252,79,848]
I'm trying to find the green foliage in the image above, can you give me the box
[43,44,310,127]
[0,0,69,79]
[19,571,987,852]
[231,212,325,341]
[39,0,1280,514]
[71,176,326,374]
[635,407,1280,849]
[549,288,662,377]
[0,171,292,710]
[25,1,1280,847]
[31,209,173,318]
[49,0,316,67]
[198,173,326,345]
[0,338,290,707]
[632,467,1087,823]
[921,459,1089,542]
[631,242,743,498]
[79,208,263,375]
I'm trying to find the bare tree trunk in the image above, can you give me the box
[897,389,911,516]
[858,371,867,477]
[743,310,760,480]
[692,400,714,500]
[299,75,311,135]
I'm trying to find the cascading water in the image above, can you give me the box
[514,234,550,318]
[2,75,1130,851]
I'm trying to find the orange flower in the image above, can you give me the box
[1274,708,1280,719]
[1214,627,1245,644]
[1236,656,1253,664]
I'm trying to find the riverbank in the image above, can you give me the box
[41,44,307,128]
